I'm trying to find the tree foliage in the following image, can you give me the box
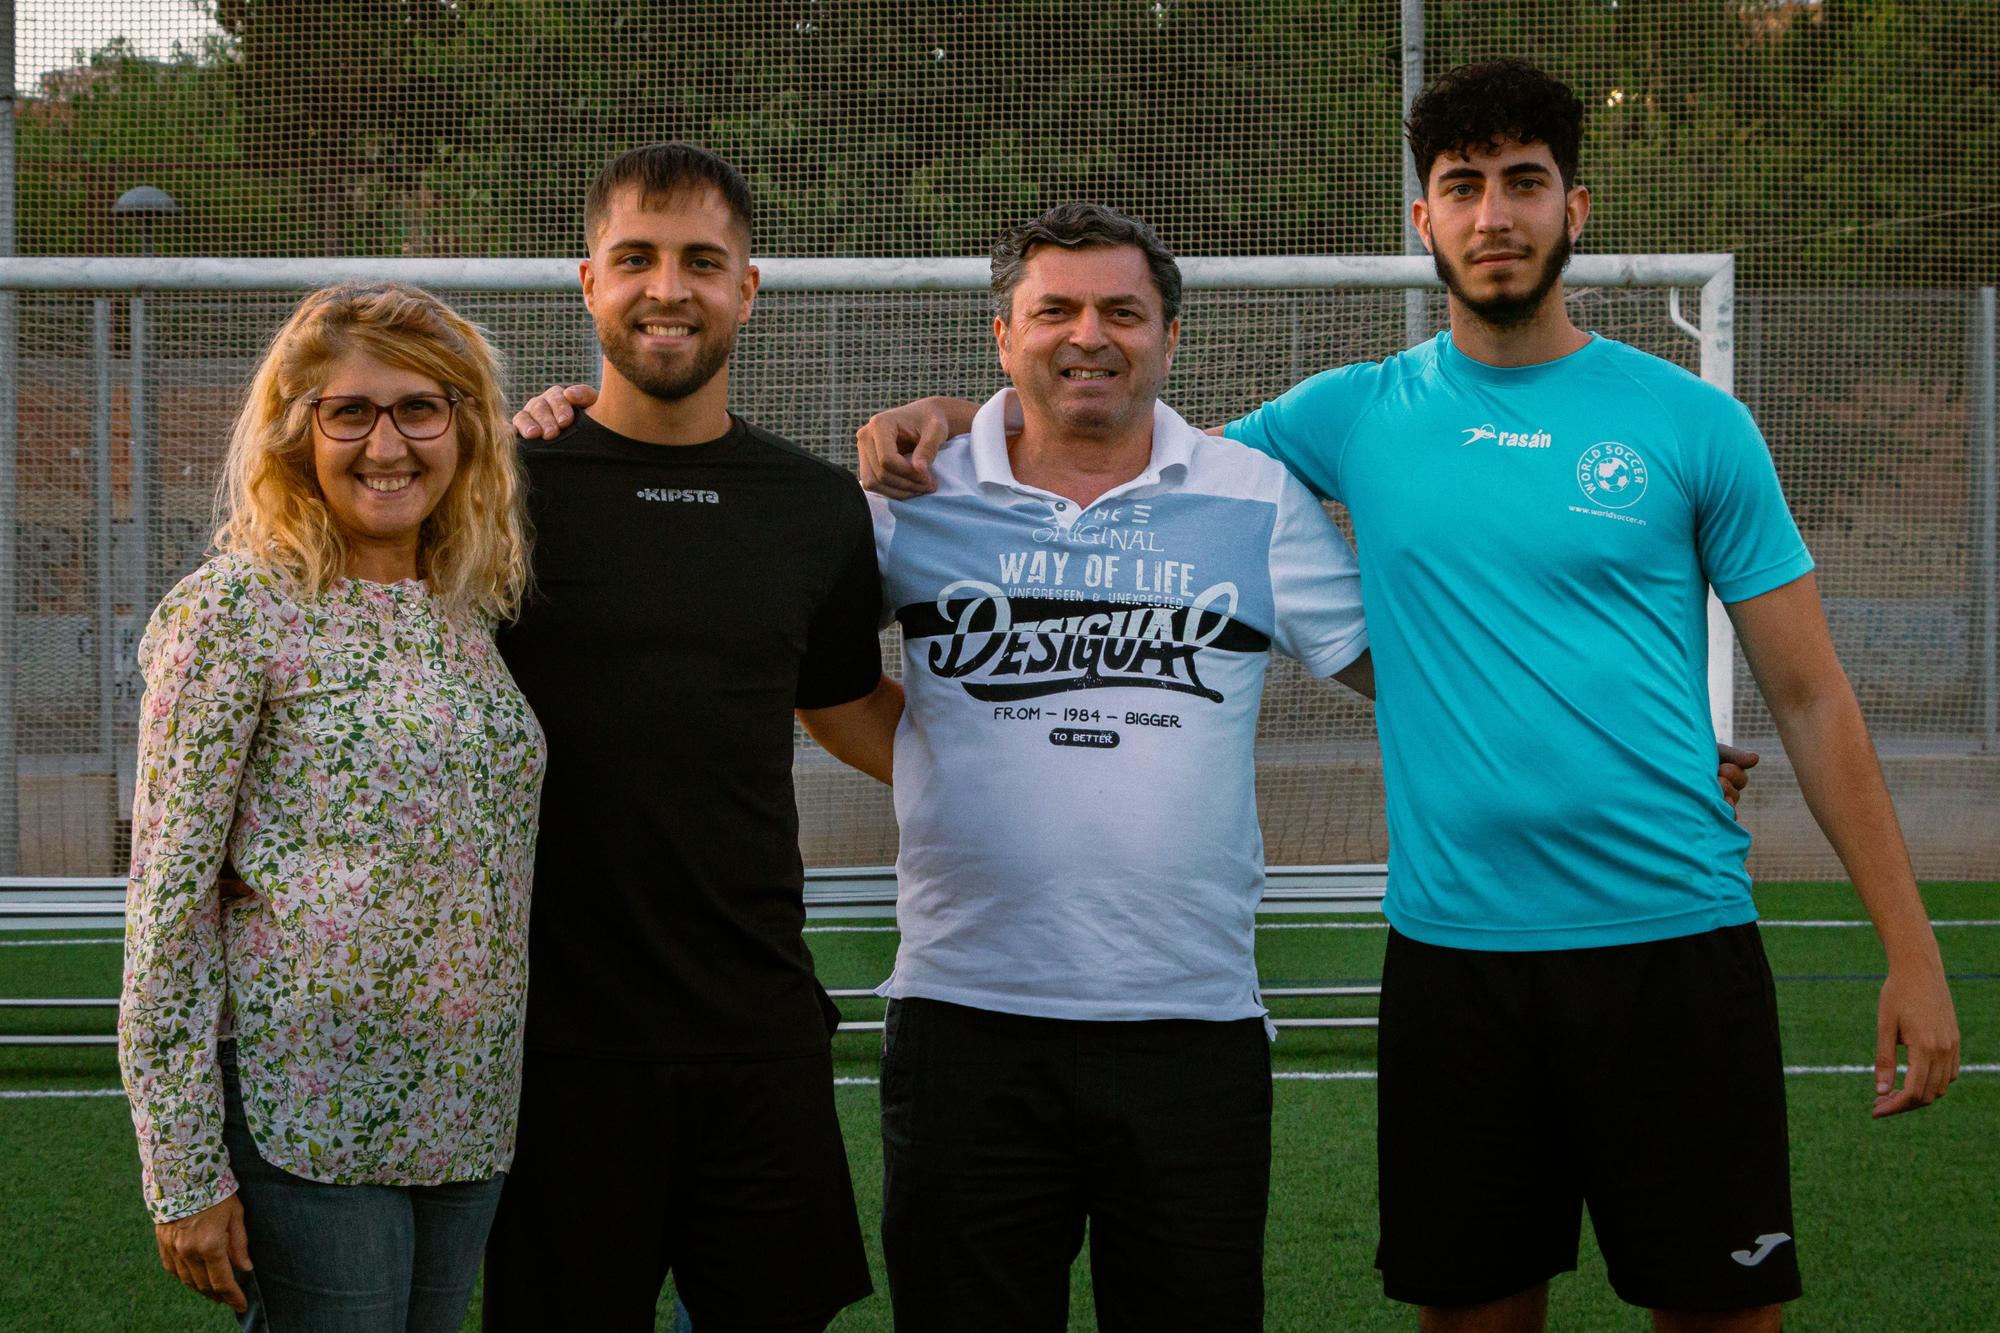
[14,0,1998,285]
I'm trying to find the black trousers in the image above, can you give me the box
[482,1048,871,1332]
[880,997,1272,1333]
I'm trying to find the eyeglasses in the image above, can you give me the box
[308,393,461,441]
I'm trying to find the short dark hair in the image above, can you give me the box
[583,142,754,252]
[1405,58,1585,193]
[990,203,1183,325]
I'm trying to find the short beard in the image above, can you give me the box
[597,317,738,403]
[1434,228,1572,329]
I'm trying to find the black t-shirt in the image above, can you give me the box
[498,411,882,1059]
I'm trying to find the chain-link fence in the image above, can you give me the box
[5,2,1997,880]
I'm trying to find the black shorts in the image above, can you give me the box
[1375,923,1800,1312]
[880,997,1272,1333]
[482,1047,871,1330]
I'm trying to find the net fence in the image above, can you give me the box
[5,1,1997,880]
[14,2,1998,282]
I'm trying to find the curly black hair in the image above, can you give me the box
[1405,58,1585,193]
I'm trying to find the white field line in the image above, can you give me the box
[12,1064,2000,1100]
[825,1065,2000,1090]
[1777,1064,2000,1075]
[1761,920,2000,929]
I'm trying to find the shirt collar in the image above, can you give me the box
[967,388,1200,495]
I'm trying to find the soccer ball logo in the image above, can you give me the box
[1576,442,1649,510]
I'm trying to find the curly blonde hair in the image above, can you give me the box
[214,283,530,619]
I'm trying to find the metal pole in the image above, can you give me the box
[94,300,116,770]
[0,0,20,873]
[1700,260,1738,744]
[1400,0,1426,349]
[129,292,149,616]
[824,301,839,456]
[1975,286,1997,750]
[1287,300,1302,387]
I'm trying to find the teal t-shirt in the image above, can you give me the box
[1227,332,1813,950]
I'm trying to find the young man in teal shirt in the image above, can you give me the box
[849,57,1958,1333]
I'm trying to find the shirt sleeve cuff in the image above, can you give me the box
[149,1168,238,1225]
[1302,630,1369,680]
[796,666,883,713]
[1711,551,1815,604]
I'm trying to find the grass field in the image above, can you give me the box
[2,882,1994,1331]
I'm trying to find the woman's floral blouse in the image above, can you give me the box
[118,554,545,1223]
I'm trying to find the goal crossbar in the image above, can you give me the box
[0,252,1731,294]
[0,253,1740,888]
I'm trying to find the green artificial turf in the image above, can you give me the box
[2,883,1992,1330]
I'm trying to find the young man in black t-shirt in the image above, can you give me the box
[482,144,898,1333]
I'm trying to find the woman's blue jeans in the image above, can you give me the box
[219,1044,505,1333]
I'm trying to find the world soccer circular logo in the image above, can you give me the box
[1576,442,1649,509]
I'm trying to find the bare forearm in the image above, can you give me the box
[1731,574,1956,1112]
[1767,683,1939,970]
[798,677,903,785]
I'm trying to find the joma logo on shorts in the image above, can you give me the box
[636,488,720,504]
[1730,1233,1792,1267]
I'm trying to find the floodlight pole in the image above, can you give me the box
[0,0,20,874]
[1399,0,1426,349]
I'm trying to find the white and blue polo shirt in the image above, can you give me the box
[1227,332,1814,952]
[872,389,1368,1022]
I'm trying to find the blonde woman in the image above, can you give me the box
[118,283,545,1332]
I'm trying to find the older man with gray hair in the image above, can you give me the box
[860,202,1372,1331]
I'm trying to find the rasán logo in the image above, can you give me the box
[1575,442,1648,509]
[1463,423,1552,449]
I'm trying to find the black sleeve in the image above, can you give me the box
[795,484,884,710]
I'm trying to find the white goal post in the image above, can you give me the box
[0,252,1737,912]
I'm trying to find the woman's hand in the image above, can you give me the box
[155,1193,253,1313]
